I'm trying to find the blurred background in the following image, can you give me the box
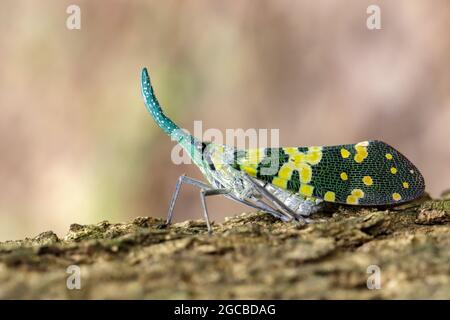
[0,0,449,241]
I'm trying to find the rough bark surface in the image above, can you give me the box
[1,193,449,299]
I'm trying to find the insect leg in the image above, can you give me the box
[200,189,230,234]
[223,194,290,221]
[244,174,306,223]
[253,199,293,221]
[166,174,212,225]
[167,175,294,232]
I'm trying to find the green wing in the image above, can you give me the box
[233,140,425,205]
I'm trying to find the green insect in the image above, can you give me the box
[140,68,425,232]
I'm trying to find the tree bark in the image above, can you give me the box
[0,193,449,299]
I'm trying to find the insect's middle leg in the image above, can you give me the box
[199,189,229,234]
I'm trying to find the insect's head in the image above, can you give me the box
[188,140,219,172]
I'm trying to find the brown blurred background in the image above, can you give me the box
[0,0,449,241]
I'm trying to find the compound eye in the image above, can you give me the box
[200,142,208,153]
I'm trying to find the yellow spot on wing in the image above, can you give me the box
[291,153,306,164]
[357,148,368,158]
[278,164,294,180]
[324,191,336,202]
[305,150,322,165]
[403,182,409,189]
[354,141,369,163]
[272,177,287,189]
[278,148,315,183]
[351,189,365,198]
[390,167,398,174]
[340,148,350,158]
[340,172,348,181]
[241,166,257,177]
[385,153,393,160]
[346,187,365,205]
[297,163,312,183]
[354,153,365,163]
[392,193,402,201]
[283,147,299,155]
[346,195,359,205]
[299,184,314,197]
[362,176,373,186]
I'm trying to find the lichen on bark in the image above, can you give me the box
[0,193,449,299]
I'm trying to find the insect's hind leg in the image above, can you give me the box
[166,174,213,225]
[253,199,293,222]
[225,194,293,222]
[244,174,306,223]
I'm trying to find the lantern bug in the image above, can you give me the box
[140,68,425,233]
